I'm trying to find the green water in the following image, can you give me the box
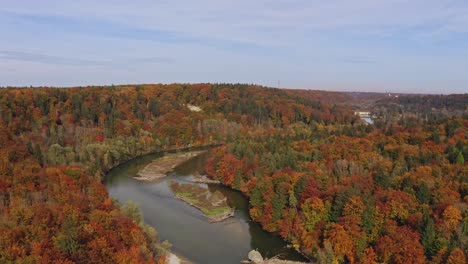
[104,151,306,264]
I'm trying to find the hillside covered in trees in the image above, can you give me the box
[0,84,466,263]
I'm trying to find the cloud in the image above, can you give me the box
[1,10,275,56]
[2,0,468,44]
[0,50,98,65]
[0,1,467,93]
[0,50,172,66]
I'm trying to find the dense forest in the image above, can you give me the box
[0,84,466,263]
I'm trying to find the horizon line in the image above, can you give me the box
[0,82,465,96]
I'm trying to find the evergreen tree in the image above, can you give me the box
[421,214,436,257]
[272,192,287,220]
[455,152,465,165]
[375,166,391,189]
[416,182,431,204]
[33,144,43,166]
[250,184,263,207]
[294,176,308,201]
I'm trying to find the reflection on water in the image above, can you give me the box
[104,151,306,264]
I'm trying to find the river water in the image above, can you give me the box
[104,151,305,264]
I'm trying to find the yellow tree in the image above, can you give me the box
[446,248,466,264]
[326,223,355,263]
[301,196,327,232]
[442,205,462,233]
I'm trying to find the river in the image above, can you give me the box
[104,151,306,264]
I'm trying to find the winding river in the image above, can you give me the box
[104,151,305,264]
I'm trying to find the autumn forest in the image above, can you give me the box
[0,84,466,264]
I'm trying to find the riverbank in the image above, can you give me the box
[170,181,235,222]
[187,172,221,184]
[135,150,207,181]
[102,144,222,177]
[105,146,307,263]
[166,251,193,264]
[243,250,309,264]
[244,258,309,264]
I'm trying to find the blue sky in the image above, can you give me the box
[1,0,467,93]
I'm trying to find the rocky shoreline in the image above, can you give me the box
[170,180,235,223]
[166,251,193,264]
[242,250,309,264]
[187,172,221,184]
[134,150,207,181]
[174,194,235,222]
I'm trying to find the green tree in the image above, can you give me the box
[375,166,391,189]
[293,176,308,201]
[233,170,242,190]
[250,184,263,207]
[455,152,465,165]
[53,215,79,255]
[416,182,431,204]
[421,214,436,257]
[122,201,143,224]
[272,192,287,220]
[149,99,160,116]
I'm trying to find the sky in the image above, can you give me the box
[1,0,467,94]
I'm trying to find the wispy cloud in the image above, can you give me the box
[3,1,468,43]
[0,50,172,66]
[0,50,100,65]
[0,1,467,93]
[1,10,275,56]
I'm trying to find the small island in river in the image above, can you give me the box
[135,150,207,181]
[187,171,221,184]
[169,181,234,222]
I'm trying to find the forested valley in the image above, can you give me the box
[0,84,466,263]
